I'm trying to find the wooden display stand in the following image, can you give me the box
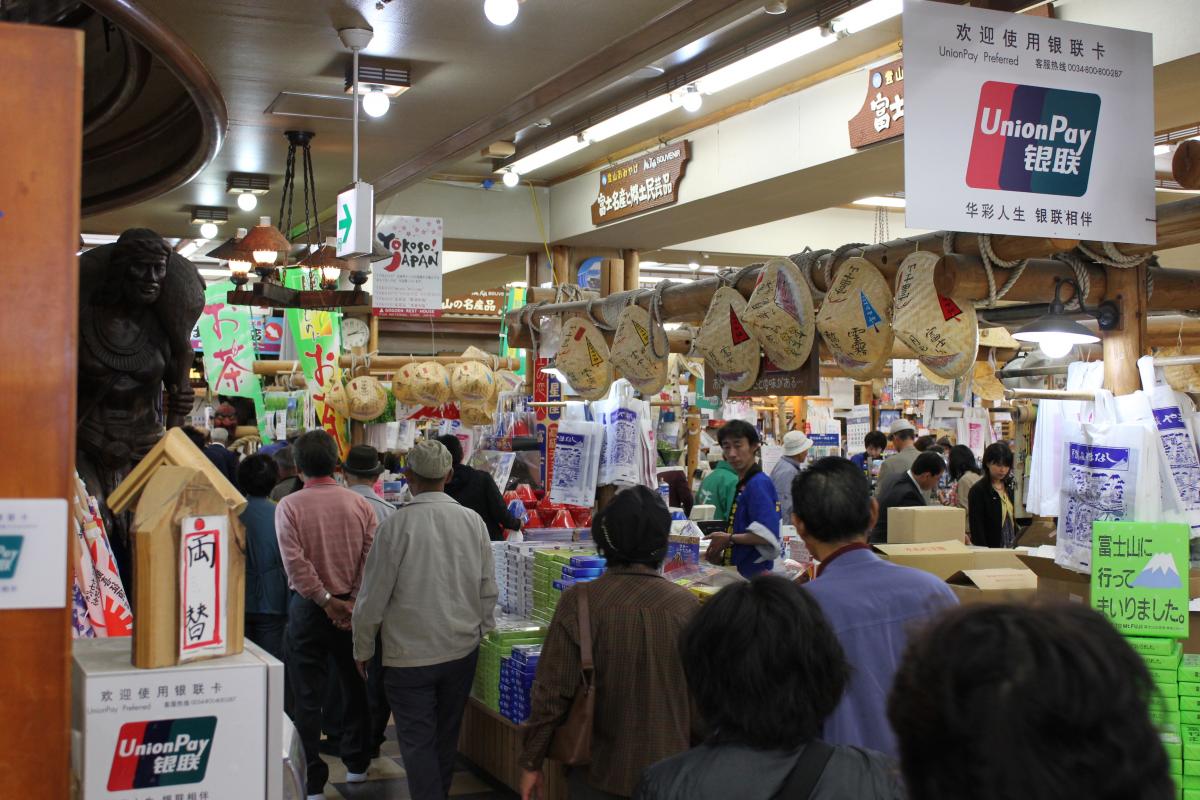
[458,699,568,799]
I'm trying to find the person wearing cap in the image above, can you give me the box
[436,434,522,541]
[352,439,498,800]
[873,419,919,499]
[704,420,782,579]
[275,430,377,798]
[342,444,397,526]
[697,446,738,523]
[770,430,813,525]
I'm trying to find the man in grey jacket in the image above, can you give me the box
[352,439,498,800]
[873,419,920,498]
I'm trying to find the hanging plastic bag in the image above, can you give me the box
[595,385,646,486]
[1139,355,1200,539]
[549,419,604,508]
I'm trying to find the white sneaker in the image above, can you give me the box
[345,770,369,783]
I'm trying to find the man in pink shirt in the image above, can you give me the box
[276,430,377,799]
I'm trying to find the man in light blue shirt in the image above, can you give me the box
[769,430,812,525]
[791,456,958,757]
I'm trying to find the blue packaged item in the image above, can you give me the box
[552,579,575,592]
[562,566,605,579]
[569,555,606,568]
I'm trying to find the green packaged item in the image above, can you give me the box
[1182,726,1200,760]
[1129,636,1181,656]
[1182,683,1200,698]
[1144,643,1186,671]
[1154,668,1184,686]
[1188,761,1200,777]
[1185,697,1200,713]
[1185,772,1200,789]
[1165,739,1183,760]
[1183,710,1200,727]
[1182,655,1200,683]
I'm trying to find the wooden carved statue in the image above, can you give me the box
[77,228,204,575]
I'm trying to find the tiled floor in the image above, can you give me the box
[317,725,517,799]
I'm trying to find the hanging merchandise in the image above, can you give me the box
[1139,355,1200,540]
[451,360,496,404]
[412,361,452,407]
[72,476,133,638]
[1026,361,1105,516]
[393,362,421,404]
[816,257,893,380]
[697,286,760,392]
[610,303,669,396]
[742,257,816,370]
[595,385,648,487]
[323,375,351,418]
[459,401,496,426]
[556,316,614,401]
[346,375,389,421]
[892,252,978,380]
[958,406,994,459]
[1158,345,1200,394]
[971,361,1007,402]
[1056,389,1163,573]
[549,419,604,508]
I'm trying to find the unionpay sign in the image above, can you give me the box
[904,0,1154,244]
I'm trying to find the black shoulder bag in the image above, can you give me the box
[773,740,834,799]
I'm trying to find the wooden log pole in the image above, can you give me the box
[623,249,640,293]
[1101,262,1149,395]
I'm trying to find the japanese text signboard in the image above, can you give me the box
[441,288,507,317]
[196,282,267,438]
[904,0,1154,244]
[373,216,444,318]
[283,270,350,458]
[848,58,905,148]
[704,351,820,397]
[179,516,229,662]
[591,141,690,226]
[1091,521,1189,639]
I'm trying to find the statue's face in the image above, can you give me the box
[124,252,168,304]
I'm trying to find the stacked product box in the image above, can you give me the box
[1181,654,1200,799]
[472,622,546,713]
[550,555,606,618]
[1128,636,1186,793]
[492,541,509,611]
[535,550,605,623]
[499,644,541,723]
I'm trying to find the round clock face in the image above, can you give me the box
[343,318,370,350]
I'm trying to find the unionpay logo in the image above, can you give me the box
[107,716,216,790]
[966,81,1100,197]
[0,535,22,579]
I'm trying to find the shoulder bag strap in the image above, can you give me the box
[577,582,594,673]
[773,740,834,800]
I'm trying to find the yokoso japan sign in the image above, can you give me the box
[372,216,444,318]
[903,0,1154,244]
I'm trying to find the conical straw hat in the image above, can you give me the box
[451,360,495,403]
[412,362,452,407]
[742,257,816,370]
[816,256,893,380]
[920,361,954,386]
[458,401,495,426]
[323,376,350,418]
[346,375,389,421]
[893,251,978,380]
[557,316,613,401]
[393,363,420,404]
[697,286,761,392]
[971,361,1007,402]
[611,303,669,396]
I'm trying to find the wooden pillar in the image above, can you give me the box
[622,249,640,294]
[1101,262,1148,395]
[551,245,570,287]
[603,258,625,297]
[685,374,701,485]
[0,21,81,798]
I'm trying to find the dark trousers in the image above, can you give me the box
[245,612,293,717]
[368,642,390,752]
[287,594,371,794]
[384,649,479,800]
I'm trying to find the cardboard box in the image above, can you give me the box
[946,568,1038,605]
[887,506,966,545]
[874,540,1025,581]
[1016,552,1091,604]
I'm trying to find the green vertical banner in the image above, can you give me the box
[1091,520,1190,638]
[500,285,528,378]
[283,269,350,457]
[197,281,269,441]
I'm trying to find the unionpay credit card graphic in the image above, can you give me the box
[967,81,1100,197]
[107,716,216,790]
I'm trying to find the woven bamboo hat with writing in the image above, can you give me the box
[451,360,495,404]
[742,257,816,370]
[346,375,389,421]
[557,316,613,401]
[816,256,893,380]
[697,286,761,392]
[611,303,669,396]
[392,362,420,404]
[412,361,452,407]
[323,375,350,418]
[892,251,978,380]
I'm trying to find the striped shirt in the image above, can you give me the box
[520,567,700,796]
[275,477,376,602]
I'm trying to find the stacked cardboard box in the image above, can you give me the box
[472,623,546,713]
[533,549,603,624]
[1181,654,1200,798]
[499,644,541,724]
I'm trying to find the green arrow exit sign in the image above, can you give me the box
[336,181,374,258]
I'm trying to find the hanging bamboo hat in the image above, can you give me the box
[451,360,496,404]
[393,362,420,404]
[893,251,979,380]
[494,369,523,394]
[323,375,350,417]
[557,316,613,401]
[346,375,389,421]
[611,303,669,395]
[1158,345,1200,393]
[697,286,761,392]
[742,257,816,370]
[412,361,452,407]
[458,401,496,426]
[816,256,893,379]
[971,361,1008,402]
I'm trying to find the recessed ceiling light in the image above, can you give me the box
[484,0,519,26]
[764,1,787,14]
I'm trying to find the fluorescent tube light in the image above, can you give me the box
[583,93,681,144]
[694,27,833,95]
[852,196,906,208]
[834,0,903,35]
[503,135,590,176]
[1155,144,1171,156]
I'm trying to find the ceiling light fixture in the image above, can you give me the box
[484,0,519,26]
[764,1,787,14]
[502,134,589,176]
[362,88,390,118]
[237,192,259,211]
[1012,278,1114,358]
[1155,144,1172,156]
[502,169,520,188]
[189,206,228,227]
[832,0,903,35]
[238,216,291,279]
[680,84,703,113]
[207,228,251,286]
[299,236,350,289]
[199,222,219,239]
[583,93,680,144]
[851,195,906,208]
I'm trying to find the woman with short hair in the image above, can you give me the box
[635,576,904,800]
[519,486,700,800]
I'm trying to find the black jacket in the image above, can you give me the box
[445,463,522,541]
[967,478,1015,549]
[872,473,927,544]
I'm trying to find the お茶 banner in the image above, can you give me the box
[903,0,1154,244]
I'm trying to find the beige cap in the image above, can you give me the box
[782,430,813,456]
[407,440,452,480]
[889,418,916,436]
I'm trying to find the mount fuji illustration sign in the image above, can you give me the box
[1091,520,1189,638]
